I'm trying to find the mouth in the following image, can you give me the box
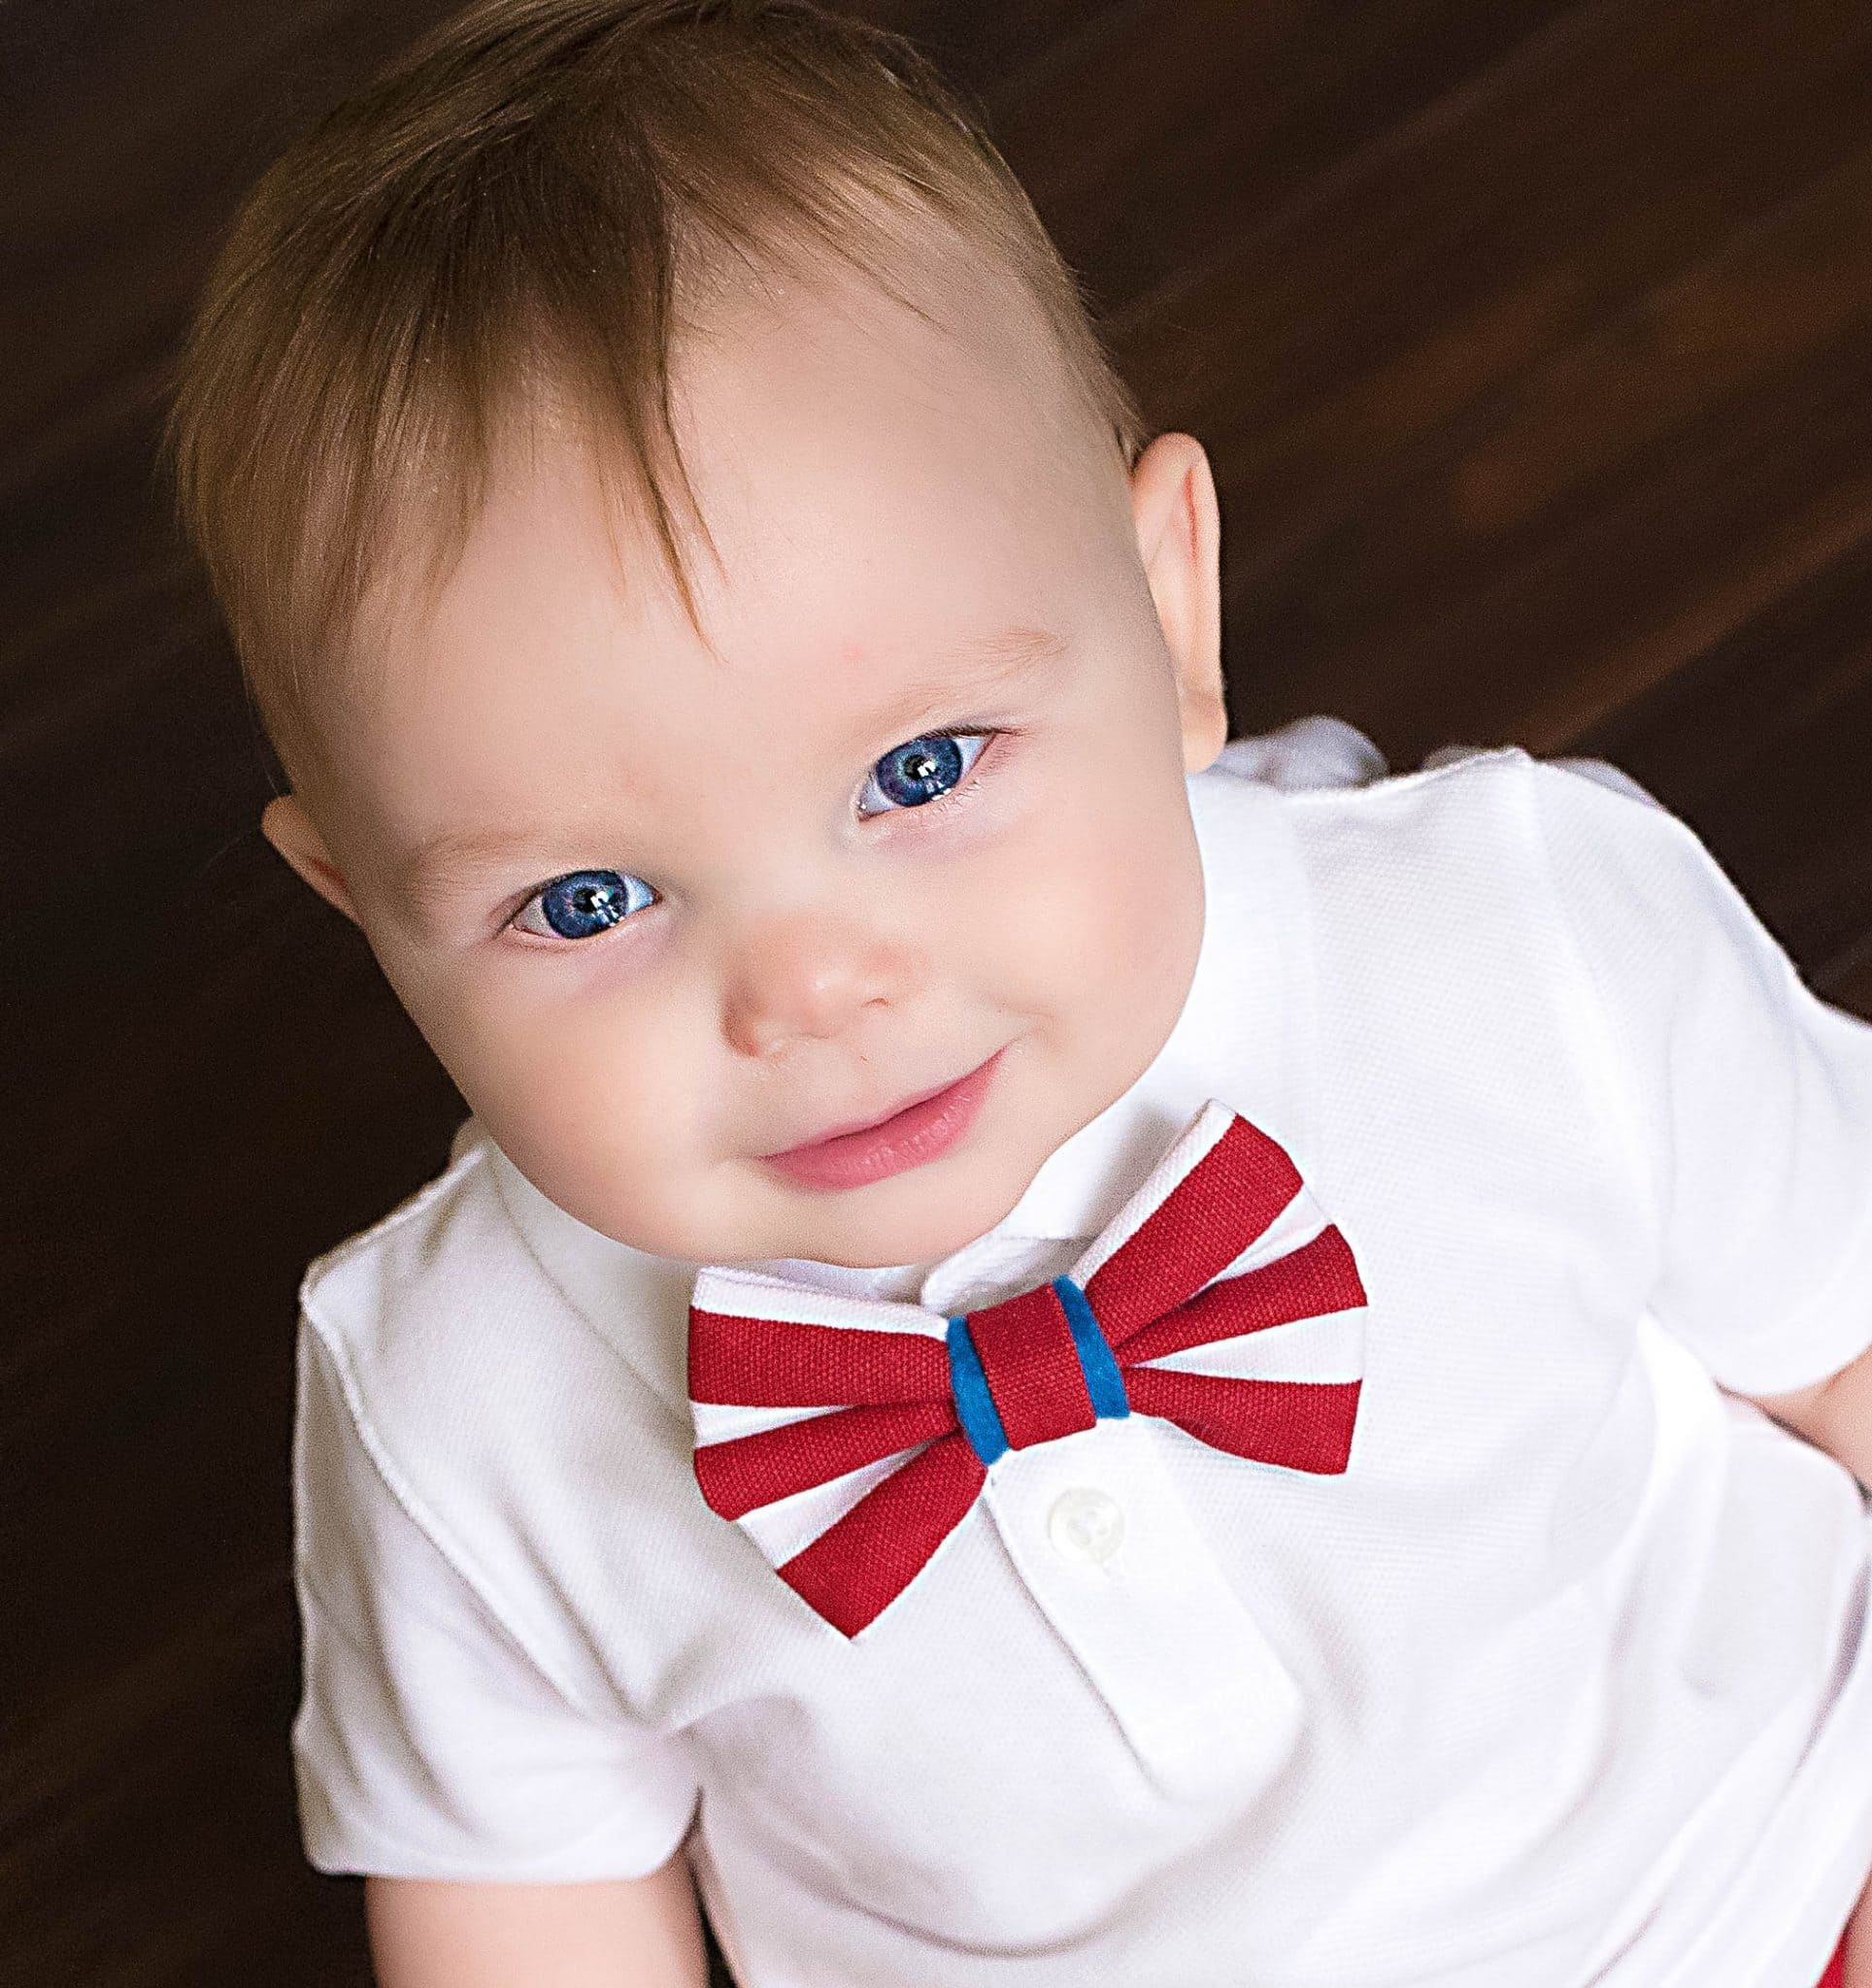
[760,1048,1006,1191]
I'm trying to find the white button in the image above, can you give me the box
[1048,1488,1125,1565]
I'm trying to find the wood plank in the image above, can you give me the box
[1571,535,1872,999]
[1825,947,1872,1017]
[863,0,1145,103]
[1116,0,1872,595]
[0,1567,369,1988]
[5,872,461,1745]
[1212,139,1872,772]
[978,0,1584,318]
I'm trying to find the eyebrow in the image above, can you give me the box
[865,622,1066,740]
[391,620,1067,914]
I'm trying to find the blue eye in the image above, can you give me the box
[512,869,656,942]
[858,732,989,815]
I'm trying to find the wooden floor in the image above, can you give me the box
[6,1,1872,1980]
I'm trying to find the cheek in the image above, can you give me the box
[946,754,1202,1029]
[397,952,718,1227]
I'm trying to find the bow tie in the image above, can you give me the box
[687,1100,1367,1636]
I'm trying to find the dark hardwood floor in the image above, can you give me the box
[5,2,1870,1980]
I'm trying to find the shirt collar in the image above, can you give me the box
[480,765,1310,1398]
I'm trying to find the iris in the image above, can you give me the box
[860,732,986,814]
[527,869,655,941]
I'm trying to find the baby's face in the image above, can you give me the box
[269,246,1226,1269]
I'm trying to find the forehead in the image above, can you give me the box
[319,239,1129,848]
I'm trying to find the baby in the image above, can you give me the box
[163,1,1872,1982]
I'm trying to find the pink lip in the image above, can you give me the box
[762,1050,1005,1191]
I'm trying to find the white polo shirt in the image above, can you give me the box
[291,743,1872,1987]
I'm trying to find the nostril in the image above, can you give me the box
[724,1010,795,1061]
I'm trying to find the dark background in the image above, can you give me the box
[7,1,1872,1980]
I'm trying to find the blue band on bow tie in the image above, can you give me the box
[1053,1276,1130,1421]
[946,1316,1010,1465]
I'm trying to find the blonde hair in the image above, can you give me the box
[161,0,1151,786]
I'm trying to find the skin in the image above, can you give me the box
[265,242,1225,1276]
[259,235,1872,1985]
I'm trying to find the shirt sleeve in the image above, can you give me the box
[1526,755,1872,1398]
[290,1315,701,1879]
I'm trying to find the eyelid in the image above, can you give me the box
[506,869,658,944]
[856,726,997,819]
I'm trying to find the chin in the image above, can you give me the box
[803,1160,1033,1272]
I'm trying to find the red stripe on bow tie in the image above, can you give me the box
[689,1310,948,1407]
[777,1432,986,1637]
[1119,1225,1366,1367]
[1086,1115,1304,1340]
[964,1281,1099,1450]
[695,1400,958,1520]
[1122,1373,1363,1472]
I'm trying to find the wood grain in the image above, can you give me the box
[6,1,1870,1981]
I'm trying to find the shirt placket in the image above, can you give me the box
[922,1234,1305,1804]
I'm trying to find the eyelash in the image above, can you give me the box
[502,726,1003,946]
[855,727,995,821]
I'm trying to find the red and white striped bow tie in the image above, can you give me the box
[688,1100,1368,1636]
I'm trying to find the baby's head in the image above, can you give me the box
[165,0,1229,1272]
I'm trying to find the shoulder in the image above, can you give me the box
[1195,735,1678,891]
[1187,740,1718,1046]
[299,1121,538,1387]
[298,1121,691,1487]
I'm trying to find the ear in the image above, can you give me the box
[1129,431,1228,773]
[261,793,361,926]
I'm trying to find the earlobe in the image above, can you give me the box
[1128,431,1229,773]
[261,793,361,925]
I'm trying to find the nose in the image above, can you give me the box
[720,906,921,1059]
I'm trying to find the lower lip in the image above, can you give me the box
[763,1051,1004,1191]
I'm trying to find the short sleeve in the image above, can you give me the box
[291,1316,701,1879]
[1527,757,1872,1396]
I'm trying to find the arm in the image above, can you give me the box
[365,1855,710,1988]
[1744,1338,1872,1492]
